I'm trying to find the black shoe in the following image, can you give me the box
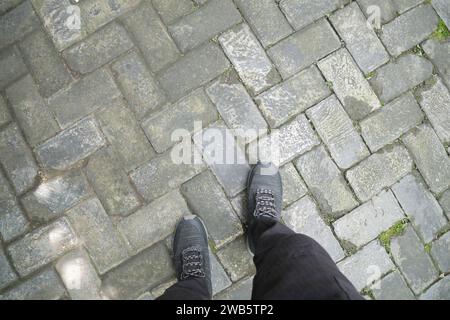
[173,215,212,298]
[246,162,283,253]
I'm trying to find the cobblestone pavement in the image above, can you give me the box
[1,0,450,300]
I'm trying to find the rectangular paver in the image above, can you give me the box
[280,162,308,208]
[0,249,17,290]
[216,237,256,282]
[0,96,10,127]
[431,232,450,273]
[152,0,195,24]
[357,0,397,24]
[0,47,27,90]
[371,271,415,300]
[422,38,450,89]
[432,0,450,29]
[420,276,450,300]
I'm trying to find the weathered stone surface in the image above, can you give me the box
[210,252,232,295]
[152,0,194,24]
[0,0,22,14]
[440,189,450,219]
[0,249,17,290]
[333,190,405,248]
[283,196,345,261]
[216,237,256,282]
[35,117,106,171]
[393,0,423,13]
[6,75,59,146]
[256,66,330,128]
[422,38,450,97]
[307,95,369,169]
[420,276,450,300]
[169,0,242,53]
[0,178,29,242]
[391,226,438,294]
[318,48,381,121]
[371,271,416,300]
[268,19,341,79]
[432,0,450,29]
[0,47,27,90]
[346,144,413,202]
[0,96,10,127]
[295,146,358,219]
[215,276,253,300]
[431,232,450,273]
[7,218,78,276]
[402,124,450,194]
[66,198,128,274]
[360,92,424,152]
[280,162,307,208]
[357,0,397,24]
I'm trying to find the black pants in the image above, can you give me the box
[159,218,363,300]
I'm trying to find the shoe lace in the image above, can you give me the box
[254,188,277,219]
[181,246,205,280]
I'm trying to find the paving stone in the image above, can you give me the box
[181,171,243,248]
[216,237,256,282]
[230,193,247,223]
[19,30,72,97]
[360,92,424,152]
[215,276,253,300]
[338,241,395,291]
[0,249,17,290]
[420,276,450,300]
[0,96,10,127]
[394,0,423,14]
[0,124,38,194]
[152,0,195,24]
[0,0,22,14]
[0,46,27,89]
[0,205,29,243]
[371,271,416,300]
[381,4,439,56]
[101,242,174,300]
[96,99,155,173]
[280,162,307,208]
[158,42,230,102]
[235,0,292,47]
[47,68,121,128]
[62,22,133,74]
[392,174,447,243]
[121,1,179,73]
[333,190,405,248]
[431,232,450,272]
[118,190,190,254]
[357,0,397,24]
[142,88,218,153]
[210,252,232,295]
[432,0,450,28]
[402,124,450,194]
[55,249,102,300]
[416,76,450,145]
[111,51,166,120]
[440,189,450,219]
[330,2,389,73]
[7,218,78,276]
[86,148,140,217]
[295,146,358,219]
[390,226,438,294]
[0,268,65,300]
[256,65,330,128]
[318,48,381,121]
[267,19,341,79]
[6,75,59,146]
[66,198,128,274]
[21,170,91,223]
[35,117,106,171]
[307,95,370,169]
[422,38,450,91]
[169,0,242,53]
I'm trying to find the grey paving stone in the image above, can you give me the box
[0,205,29,243]
[0,124,38,194]
[381,4,439,56]
[371,271,416,300]
[149,278,176,299]
[360,92,424,152]
[295,146,358,219]
[21,170,91,223]
[219,24,280,96]
[169,0,242,53]
[152,0,195,24]
[394,0,424,14]
[0,96,10,127]
[35,117,106,171]
[318,48,381,121]
[96,99,155,173]
[333,190,405,248]
[0,249,17,290]
[0,47,27,90]
[19,30,72,97]
[215,276,253,300]
[440,189,450,219]
[420,276,450,300]
[346,144,413,202]
[267,19,341,79]
[7,218,78,276]
[210,252,232,295]
[307,95,370,169]
[66,198,128,274]
[55,249,102,300]
[330,2,389,73]
[402,124,450,194]
[422,38,450,89]
[256,65,330,128]
[432,0,450,28]
[6,75,59,146]
[142,88,218,153]
[158,42,230,102]
[235,0,292,47]
[280,162,308,208]
[357,0,397,24]
[431,232,450,272]
[337,241,395,291]
[216,237,256,282]
[283,196,345,261]
[370,54,433,103]
[86,148,140,217]
[181,171,243,248]
[118,190,190,254]
[0,0,22,14]
[62,22,133,74]
[101,242,174,300]
[0,268,65,300]
[390,226,438,294]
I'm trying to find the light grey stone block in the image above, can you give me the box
[357,0,397,24]
[215,276,253,300]
[0,249,17,290]
[371,271,416,300]
[152,0,195,24]
[440,189,450,219]
[0,96,10,127]
[216,237,256,282]
[432,0,450,29]
[394,0,424,14]
[420,276,450,300]
[422,38,450,90]
[431,232,450,273]
[280,162,307,208]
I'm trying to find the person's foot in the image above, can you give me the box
[173,215,212,297]
[246,162,282,253]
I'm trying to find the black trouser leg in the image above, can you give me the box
[158,277,210,300]
[249,217,363,300]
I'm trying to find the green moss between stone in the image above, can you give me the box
[379,220,409,253]
[432,20,450,41]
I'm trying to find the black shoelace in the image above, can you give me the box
[181,246,205,280]
[253,188,278,219]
